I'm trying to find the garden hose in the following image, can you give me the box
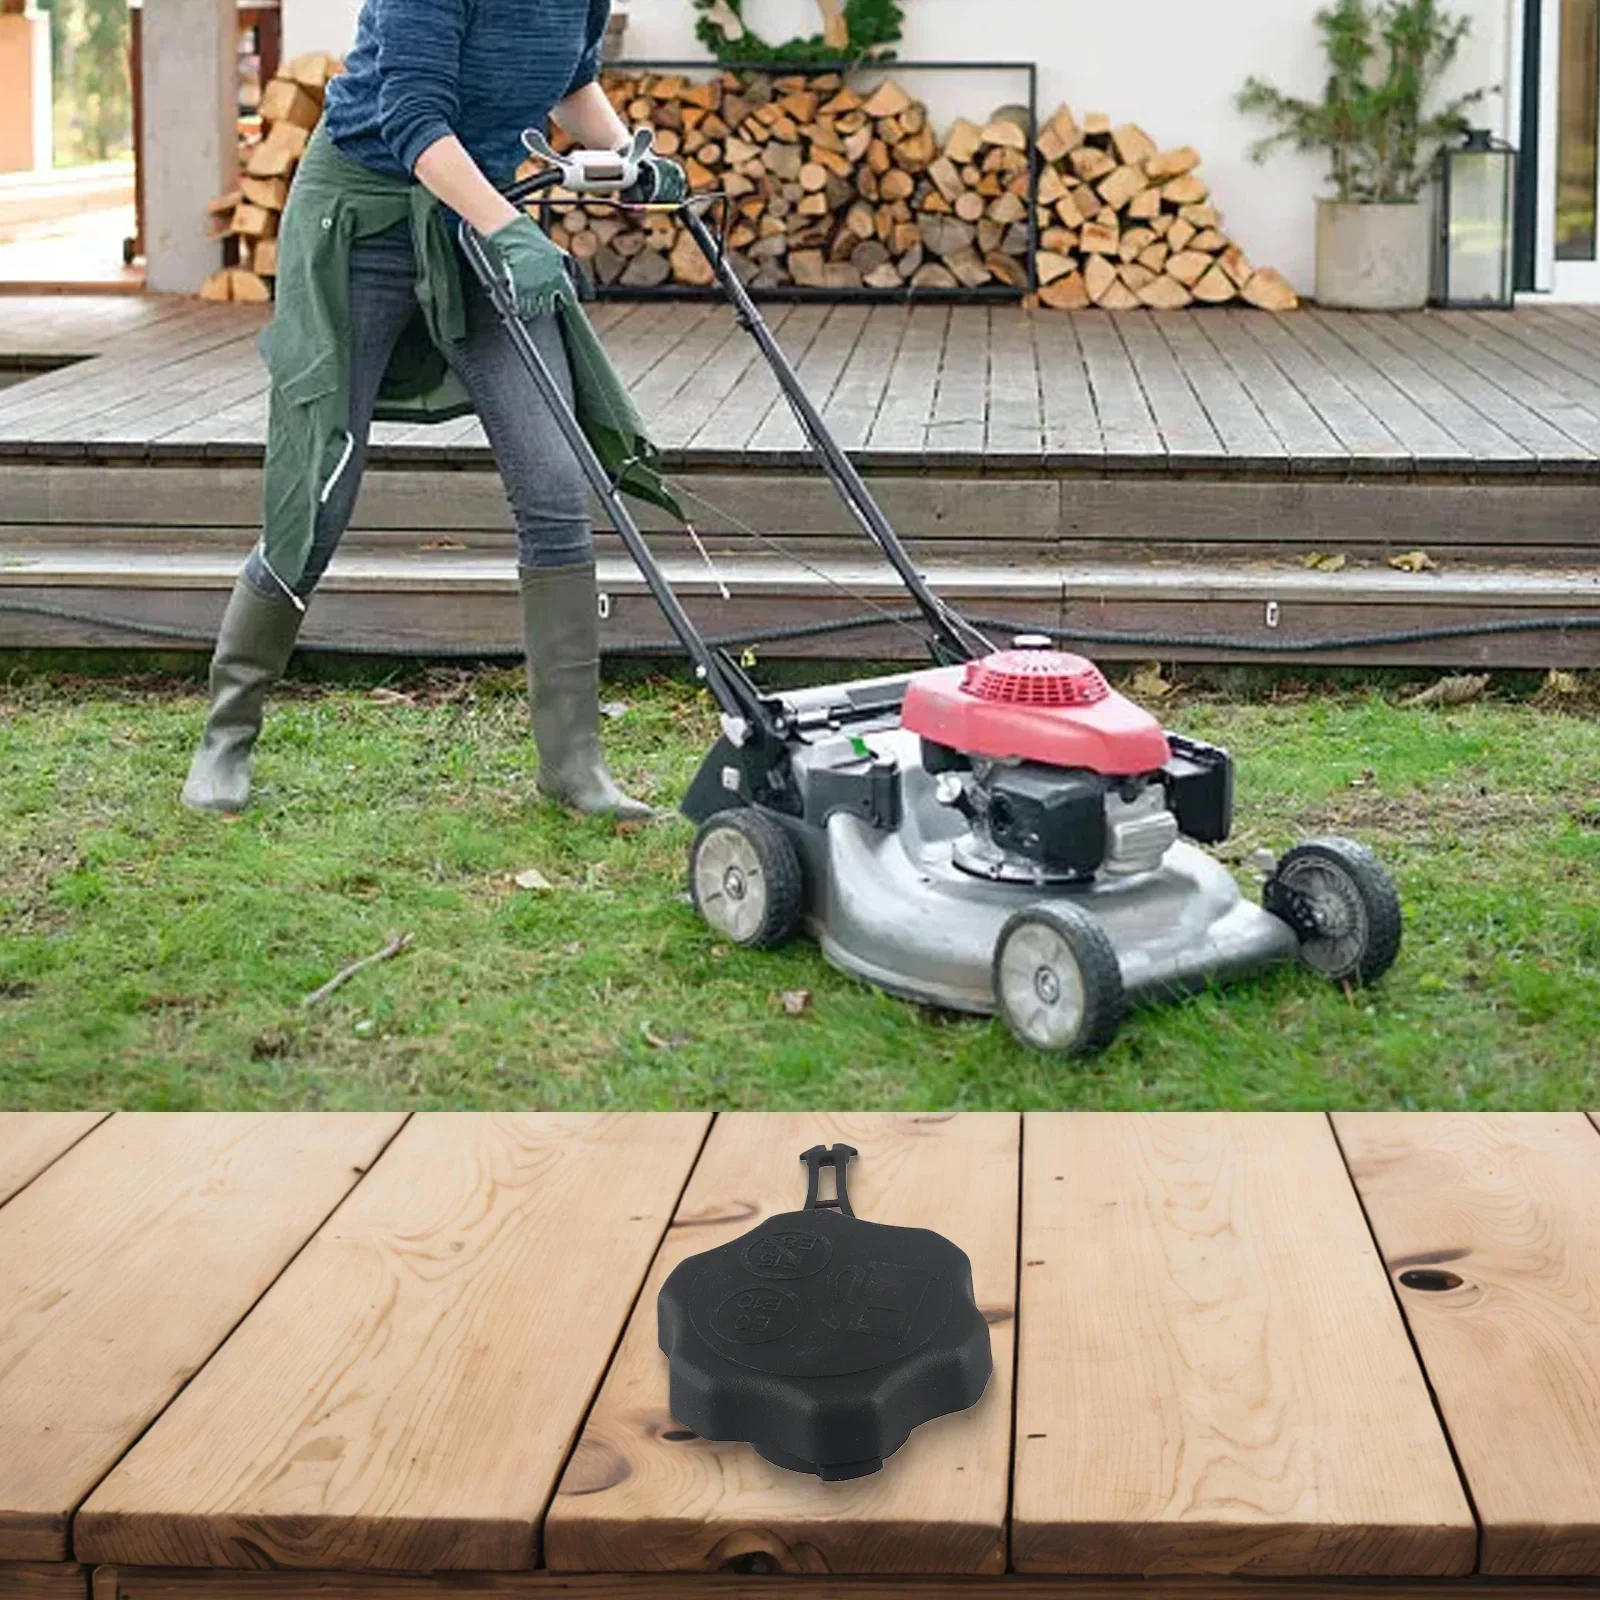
[2,594,1599,660]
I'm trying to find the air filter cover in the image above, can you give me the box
[657,1145,992,1480]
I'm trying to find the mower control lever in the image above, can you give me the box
[519,125,655,197]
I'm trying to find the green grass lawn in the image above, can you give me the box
[2,661,1597,1111]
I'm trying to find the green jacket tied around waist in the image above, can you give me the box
[258,129,679,592]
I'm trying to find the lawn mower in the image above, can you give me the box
[461,135,1404,1057]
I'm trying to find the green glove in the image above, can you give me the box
[485,215,573,319]
[634,150,689,205]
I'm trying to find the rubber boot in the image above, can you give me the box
[521,563,653,820]
[181,575,304,814]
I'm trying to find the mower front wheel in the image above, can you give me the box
[1265,836,1403,986]
[690,809,805,950]
[993,905,1125,1058]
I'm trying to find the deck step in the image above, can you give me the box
[3,545,1595,667]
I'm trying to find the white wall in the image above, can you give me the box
[282,0,1515,291]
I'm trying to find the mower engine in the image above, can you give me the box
[902,647,1234,885]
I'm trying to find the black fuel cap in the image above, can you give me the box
[657,1144,993,1480]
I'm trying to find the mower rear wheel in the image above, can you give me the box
[690,809,805,949]
[1267,836,1403,986]
[993,905,1125,1057]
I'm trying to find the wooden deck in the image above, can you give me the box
[1,294,1597,666]
[4,1112,1600,1599]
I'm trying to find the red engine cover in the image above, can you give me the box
[902,650,1172,776]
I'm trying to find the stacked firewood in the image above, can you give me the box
[1027,106,1296,310]
[543,71,1296,309]
[199,52,343,303]
[544,70,1035,294]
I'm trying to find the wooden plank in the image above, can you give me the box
[864,304,950,456]
[1155,314,1287,466]
[0,1113,108,1207]
[1234,313,1408,466]
[1334,1113,1600,1576]
[543,1113,1020,1577]
[750,302,870,455]
[0,1114,406,1562]
[1201,312,1345,468]
[1354,314,1596,465]
[1074,312,1163,459]
[0,1566,87,1600]
[1013,1114,1475,1577]
[1114,312,1225,463]
[77,1114,712,1573]
[985,306,1044,457]
[688,304,830,457]
[1030,314,1104,465]
[90,1576,1600,1600]
[924,306,991,458]
[1305,313,1530,467]
[821,306,908,452]
[1285,313,1467,466]
[1432,311,1600,450]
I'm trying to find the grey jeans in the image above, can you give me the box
[246,228,591,601]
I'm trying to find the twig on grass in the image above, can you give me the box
[303,933,414,1009]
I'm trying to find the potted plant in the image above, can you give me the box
[1238,0,1488,310]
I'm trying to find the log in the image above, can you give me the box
[228,269,272,303]
[1036,250,1078,286]
[789,248,827,287]
[860,80,912,118]
[621,249,671,288]
[1069,146,1117,183]
[240,175,288,211]
[946,117,985,164]
[880,167,915,202]
[197,269,233,302]
[1165,249,1213,286]
[985,250,1029,288]
[1119,262,1157,292]
[1038,105,1083,163]
[283,52,342,90]
[919,213,975,258]
[1084,253,1119,303]
[1098,163,1149,212]
[1242,267,1300,310]
[1080,218,1119,256]
[1118,226,1156,262]
[1189,228,1228,254]
[912,262,959,289]
[261,77,323,129]
[252,237,279,277]
[1145,146,1201,181]
[1038,270,1090,309]
[1138,274,1194,309]
[1161,175,1211,207]
[864,261,903,289]
[231,202,277,239]
[955,191,987,223]
[1111,123,1157,164]
[981,117,1028,152]
[1192,263,1239,303]
[1125,187,1163,221]
[1166,218,1197,253]
[945,246,993,287]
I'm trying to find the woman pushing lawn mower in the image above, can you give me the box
[182,0,686,821]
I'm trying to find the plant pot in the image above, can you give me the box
[1315,199,1432,311]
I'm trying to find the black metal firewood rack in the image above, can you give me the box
[587,58,1040,303]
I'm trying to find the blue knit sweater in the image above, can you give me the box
[324,0,610,184]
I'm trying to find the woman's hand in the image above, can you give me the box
[485,215,573,318]
[632,149,689,204]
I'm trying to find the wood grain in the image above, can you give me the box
[1013,1114,1474,1577]
[76,1115,711,1573]
[0,1567,89,1600]
[543,1113,1019,1577]
[0,1114,108,1207]
[1335,1113,1600,1575]
[0,1114,405,1562]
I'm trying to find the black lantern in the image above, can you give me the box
[1433,129,1518,309]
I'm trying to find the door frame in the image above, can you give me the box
[1521,0,1600,299]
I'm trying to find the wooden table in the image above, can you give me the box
[4,1112,1600,1600]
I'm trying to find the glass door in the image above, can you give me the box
[1553,0,1600,295]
